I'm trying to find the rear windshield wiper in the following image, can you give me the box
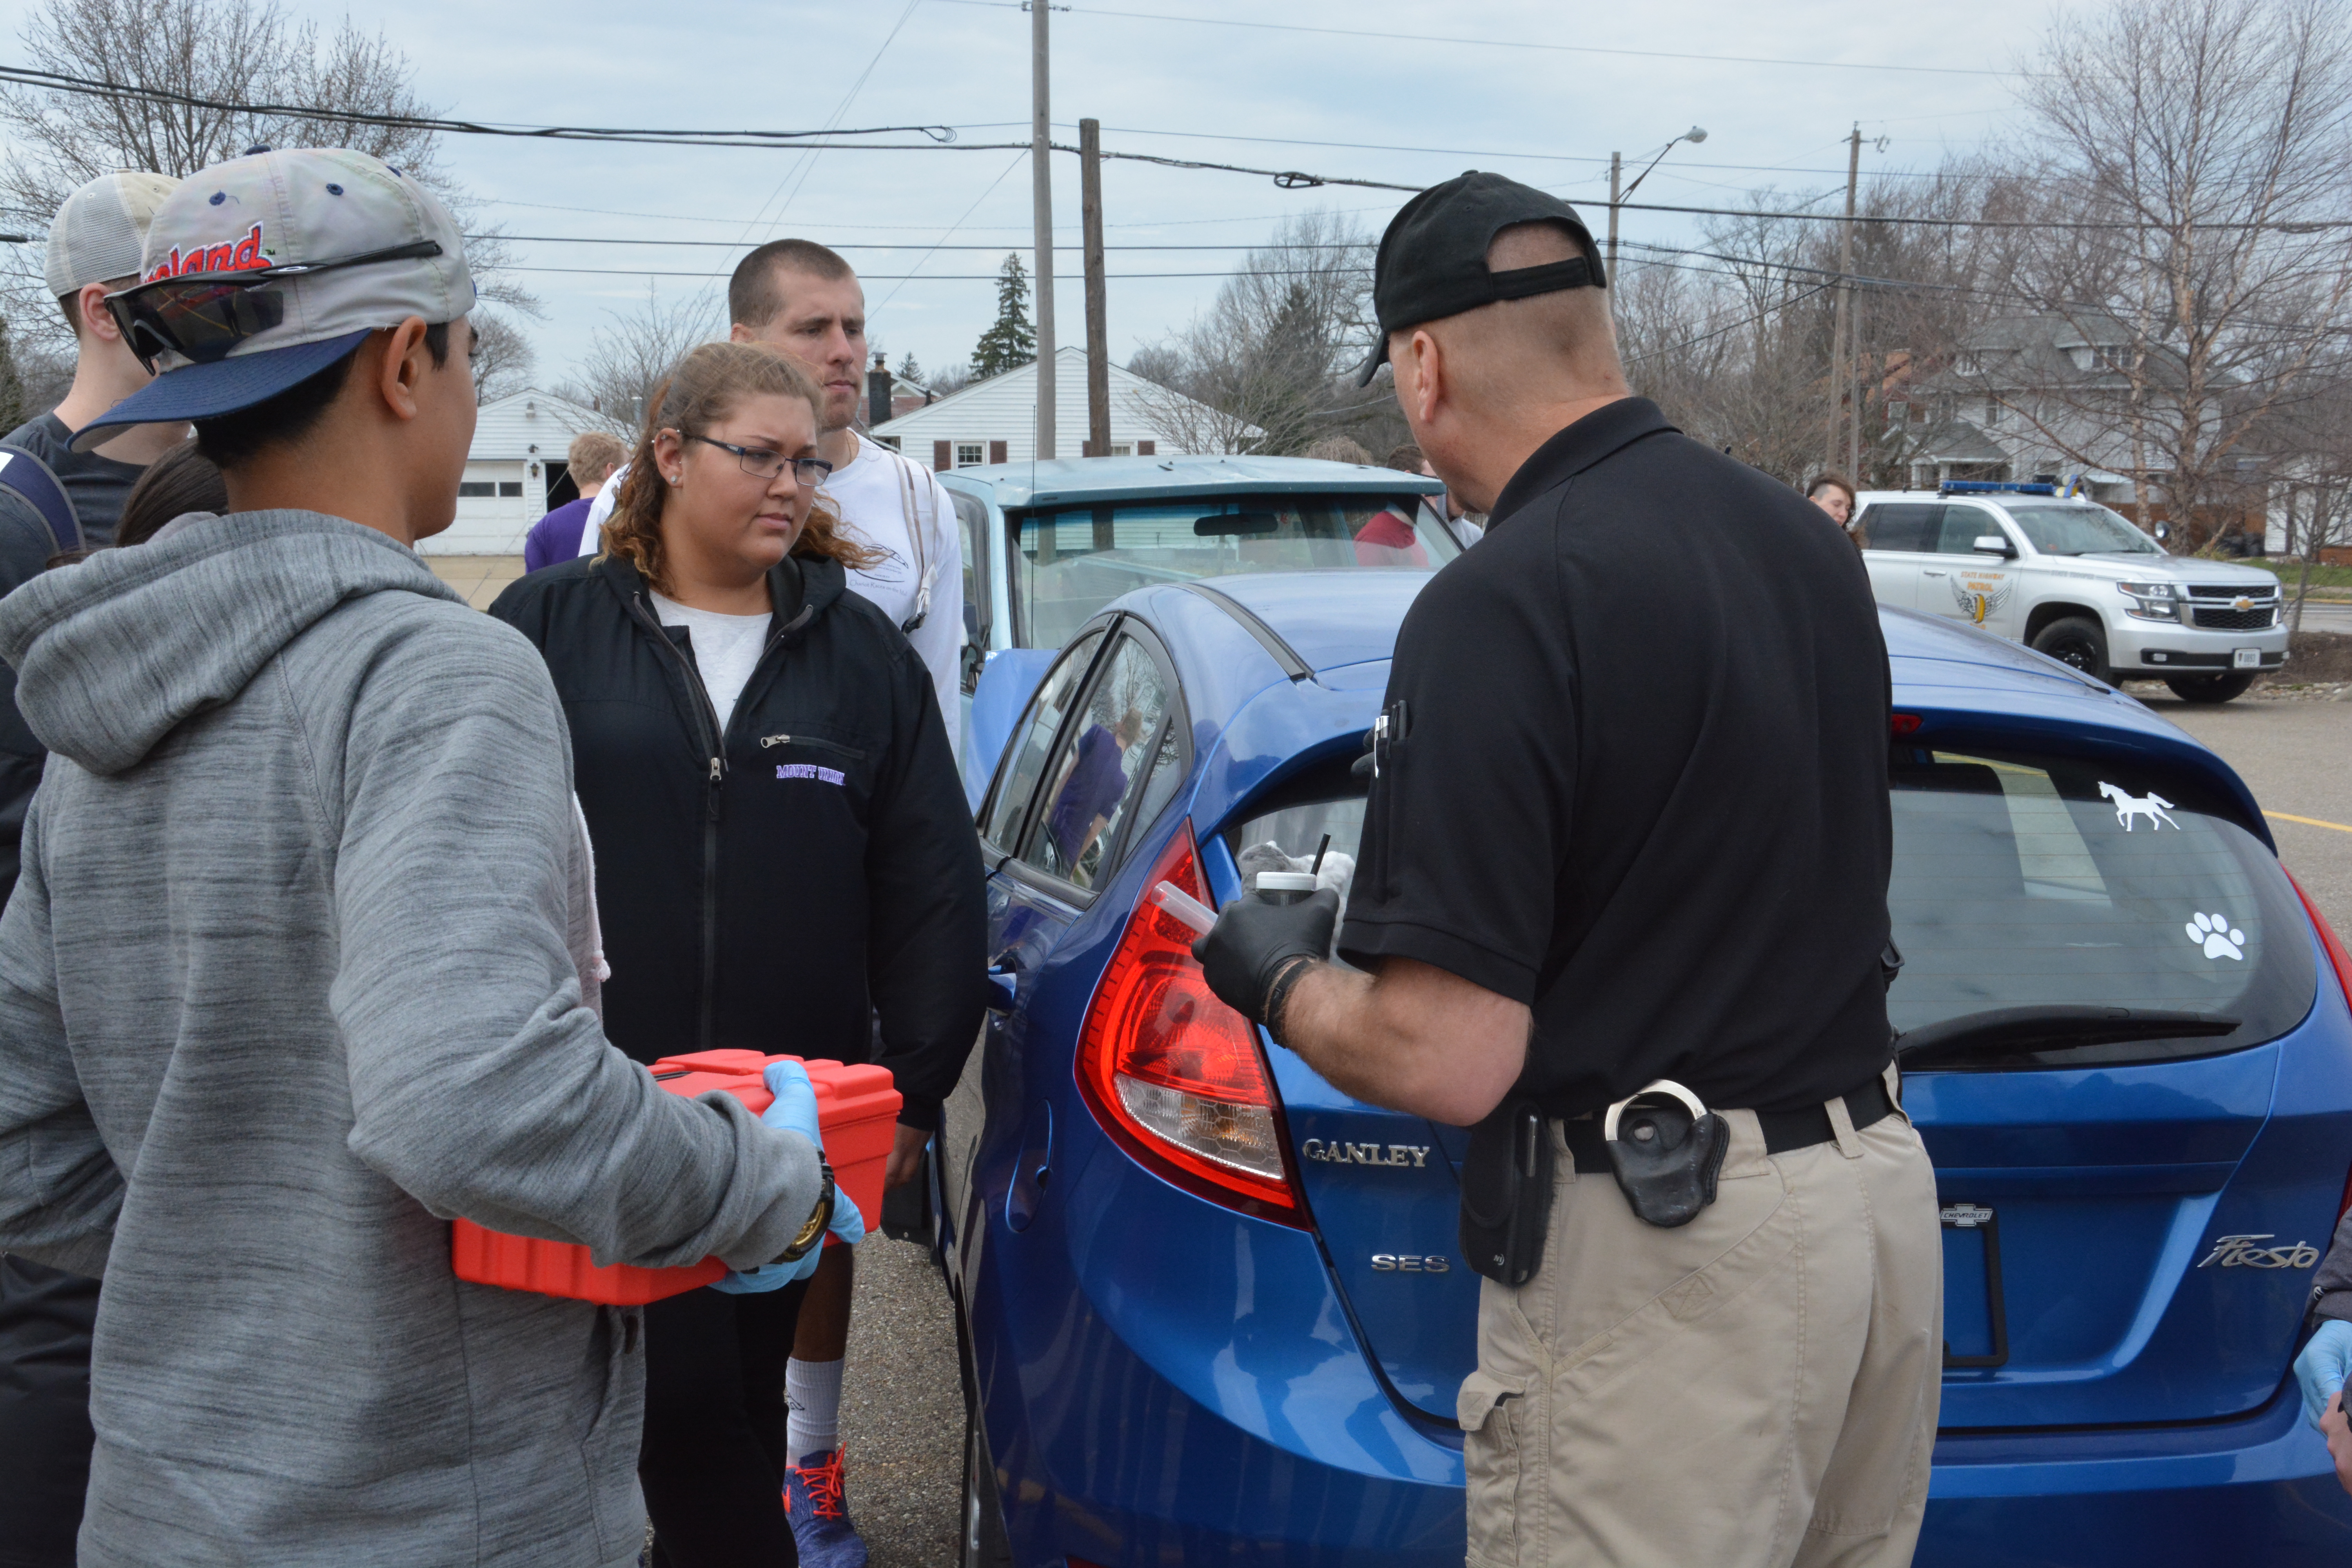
[1894,1005,2239,1069]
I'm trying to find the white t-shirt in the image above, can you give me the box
[650,592,770,736]
[582,434,965,759]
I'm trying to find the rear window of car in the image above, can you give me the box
[1012,493,1458,648]
[1222,746,2317,1071]
[1888,749,2314,1068]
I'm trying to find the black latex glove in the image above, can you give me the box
[1191,889,1340,1025]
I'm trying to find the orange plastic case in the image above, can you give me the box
[449,1051,902,1306]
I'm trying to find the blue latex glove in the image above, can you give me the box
[711,1062,828,1294]
[2298,1319,2352,1429]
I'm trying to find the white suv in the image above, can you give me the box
[1853,484,2288,703]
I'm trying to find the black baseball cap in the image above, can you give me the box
[1354,171,1606,386]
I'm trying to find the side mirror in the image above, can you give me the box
[1973,535,2018,559]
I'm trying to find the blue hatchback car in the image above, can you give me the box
[935,563,2352,1566]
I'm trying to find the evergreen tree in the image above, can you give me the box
[897,351,924,386]
[969,254,1037,379]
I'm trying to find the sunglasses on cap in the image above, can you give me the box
[102,240,445,374]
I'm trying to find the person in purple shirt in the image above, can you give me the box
[522,429,626,572]
[1045,708,1145,873]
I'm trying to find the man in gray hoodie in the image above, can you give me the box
[0,149,833,1566]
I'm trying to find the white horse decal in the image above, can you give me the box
[2100,782,2180,831]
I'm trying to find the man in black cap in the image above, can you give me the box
[1194,172,1942,1565]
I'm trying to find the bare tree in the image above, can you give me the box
[1128,210,1389,455]
[565,284,718,431]
[470,314,536,402]
[2010,0,2352,538]
[0,0,537,351]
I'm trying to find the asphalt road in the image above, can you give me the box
[838,1232,964,1563]
[2132,684,2352,937]
[2289,601,2352,636]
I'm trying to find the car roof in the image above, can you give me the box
[1106,575,2272,849]
[938,454,1443,510]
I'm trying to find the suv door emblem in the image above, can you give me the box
[1300,1138,1428,1168]
[2197,1233,2319,1269]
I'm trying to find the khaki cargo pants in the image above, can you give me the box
[1460,1068,1942,1568]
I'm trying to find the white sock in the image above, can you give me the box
[785,1356,844,1463]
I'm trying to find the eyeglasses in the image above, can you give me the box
[689,435,834,488]
[103,240,445,373]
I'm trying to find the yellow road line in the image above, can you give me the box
[2267,810,2352,835]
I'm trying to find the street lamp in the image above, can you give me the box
[1607,126,1707,277]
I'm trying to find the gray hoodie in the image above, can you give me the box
[0,511,824,1566]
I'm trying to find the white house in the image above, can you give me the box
[420,388,619,556]
[870,345,1238,468]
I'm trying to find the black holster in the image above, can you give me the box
[1460,1096,1555,1285]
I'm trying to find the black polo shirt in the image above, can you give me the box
[1336,397,1894,1119]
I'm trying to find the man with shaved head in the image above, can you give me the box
[1191,172,1940,1566]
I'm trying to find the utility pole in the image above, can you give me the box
[1606,151,1622,280]
[1080,118,1110,459]
[1030,0,1056,461]
[1827,123,1860,477]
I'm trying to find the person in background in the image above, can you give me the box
[5,172,187,535]
[1303,435,1376,465]
[523,429,627,572]
[1388,440,1483,545]
[110,441,229,550]
[0,166,182,1568]
[1809,473,1861,548]
[0,146,834,1568]
[490,341,984,1568]
[1045,706,1144,871]
[2295,1217,2352,1495]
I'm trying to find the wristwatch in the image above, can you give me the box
[776,1159,837,1265]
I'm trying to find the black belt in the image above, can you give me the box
[1557,1074,1896,1175]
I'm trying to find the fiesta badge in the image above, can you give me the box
[2196,1232,2320,1270]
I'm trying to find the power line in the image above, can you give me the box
[10,67,2343,235]
[925,0,2034,77]
[0,64,957,148]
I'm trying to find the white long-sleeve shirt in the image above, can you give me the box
[581,434,964,759]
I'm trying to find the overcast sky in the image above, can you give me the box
[0,0,2074,393]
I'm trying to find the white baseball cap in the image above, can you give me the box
[44,170,180,297]
[75,147,472,450]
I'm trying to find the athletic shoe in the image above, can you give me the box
[783,1447,868,1568]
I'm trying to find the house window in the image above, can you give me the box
[956,442,985,468]
[497,481,523,497]
[1984,395,2002,427]
[876,435,902,452]
[1110,443,1132,457]
[457,482,495,497]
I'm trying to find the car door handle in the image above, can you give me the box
[1922,569,1949,577]
[985,964,1019,1013]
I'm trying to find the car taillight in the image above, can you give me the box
[1891,713,1924,737]
[2284,868,2352,1220]
[1074,820,1308,1225]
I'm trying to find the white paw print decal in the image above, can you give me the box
[2186,912,2245,960]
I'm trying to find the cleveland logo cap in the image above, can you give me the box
[74,147,472,450]
[1353,171,1606,386]
[44,171,181,298]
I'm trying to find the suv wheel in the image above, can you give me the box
[2031,616,2110,684]
[2165,671,2257,704]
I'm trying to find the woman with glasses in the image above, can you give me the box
[490,340,985,1567]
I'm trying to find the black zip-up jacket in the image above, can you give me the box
[489,552,985,1130]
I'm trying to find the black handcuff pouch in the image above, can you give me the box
[1460,1096,1554,1286]
[1604,1081,1729,1229]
